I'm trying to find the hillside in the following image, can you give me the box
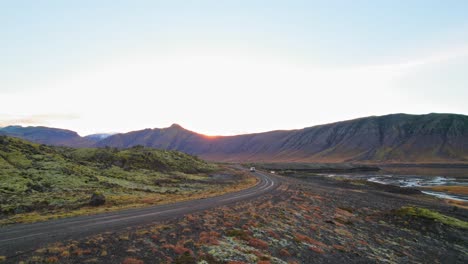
[97,113,468,163]
[0,136,257,224]
[0,125,94,147]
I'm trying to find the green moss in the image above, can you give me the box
[0,136,234,224]
[396,206,468,229]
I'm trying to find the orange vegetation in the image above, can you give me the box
[424,185,468,195]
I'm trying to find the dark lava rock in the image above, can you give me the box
[89,192,106,206]
[367,182,421,194]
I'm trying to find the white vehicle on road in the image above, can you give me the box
[250,167,256,172]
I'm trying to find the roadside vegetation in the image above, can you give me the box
[0,136,255,225]
[15,175,467,264]
[395,206,468,229]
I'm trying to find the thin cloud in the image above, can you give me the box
[0,114,80,127]
[355,44,468,73]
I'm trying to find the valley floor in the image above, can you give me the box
[4,172,468,264]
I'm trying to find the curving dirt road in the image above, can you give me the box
[0,169,280,258]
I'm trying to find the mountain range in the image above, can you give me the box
[1,113,467,163]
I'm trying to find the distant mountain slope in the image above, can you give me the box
[96,124,293,160]
[84,133,115,142]
[3,113,468,163]
[277,113,468,163]
[97,113,468,163]
[0,126,94,147]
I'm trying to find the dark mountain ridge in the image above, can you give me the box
[2,113,468,163]
[97,113,468,163]
[0,125,94,147]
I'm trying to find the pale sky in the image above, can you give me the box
[1,1,468,136]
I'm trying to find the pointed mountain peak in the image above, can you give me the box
[168,123,185,130]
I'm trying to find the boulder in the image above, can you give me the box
[89,192,106,206]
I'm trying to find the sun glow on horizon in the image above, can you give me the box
[1,45,468,136]
[1,1,468,135]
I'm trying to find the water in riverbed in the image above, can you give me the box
[323,172,468,202]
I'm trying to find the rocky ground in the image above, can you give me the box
[8,173,468,264]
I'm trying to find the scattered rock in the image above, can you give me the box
[89,192,106,206]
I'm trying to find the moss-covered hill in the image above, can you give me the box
[0,136,243,224]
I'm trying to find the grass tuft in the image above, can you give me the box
[395,206,468,229]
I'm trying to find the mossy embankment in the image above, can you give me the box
[0,136,255,225]
[395,206,468,229]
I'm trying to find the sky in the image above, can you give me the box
[1,0,468,136]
